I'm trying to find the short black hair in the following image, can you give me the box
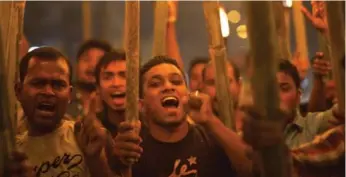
[94,50,126,85]
[76,39,113,60]
[19,47,73,84]
[188,57,209,77]
[202,59,240,82]
[140,56,185,98]
[278,59,301,89]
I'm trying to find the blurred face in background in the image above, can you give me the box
[77,48,105,84]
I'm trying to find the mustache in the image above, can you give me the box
[75,81,96,92]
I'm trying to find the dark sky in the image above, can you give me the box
[24,1,319,102]
[24,1,318,67]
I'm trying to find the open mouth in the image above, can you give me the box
[37,102,56,112]
[111,92,126,99]
[161,96,179,108]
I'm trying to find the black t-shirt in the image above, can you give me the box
[132,124,236,177]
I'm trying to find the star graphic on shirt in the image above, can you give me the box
[187,156,197,166]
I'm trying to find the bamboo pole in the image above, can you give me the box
[313,2,333,80]
[325,1,345,112]
[14,1,26,134]
[284,7,291,59]
[273,2,291,59]
[123,1,140,176]
[202,1,235,130]
[244,1,290,177]
[152,1,169,56]
[82,1,92,40]
[0,1,24,176]
[292,1,309,78]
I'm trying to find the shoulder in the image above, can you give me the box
[305,108,334,122]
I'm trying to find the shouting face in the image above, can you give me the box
[142,63,188,128]
[98,60,127,111]
[16,57,71,134]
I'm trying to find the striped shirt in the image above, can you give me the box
[291,125,345,177]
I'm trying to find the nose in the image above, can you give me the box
[161,81,175,94]
[41,85,55,96]
[111,75,126,88]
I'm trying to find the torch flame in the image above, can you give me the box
[283,0,292,8]
[219,7,230,38]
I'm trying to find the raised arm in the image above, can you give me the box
[166,1,184,69]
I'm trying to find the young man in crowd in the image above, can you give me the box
[67,39,113,118]
[94,50,128,137]
[7,47,113,177]
[112,56,252,176]
[188,57,209,92]
[240,59,344,148]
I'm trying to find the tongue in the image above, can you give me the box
[112,97,125,106]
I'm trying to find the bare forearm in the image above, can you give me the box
[166,22,184,69]
[205,118,252,176]
[308,76,327,112]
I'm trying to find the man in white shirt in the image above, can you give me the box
[7,47,112,177]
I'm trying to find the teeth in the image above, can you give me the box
[41,103,53,106]
[112,92,124,95]
[163,96,177,102]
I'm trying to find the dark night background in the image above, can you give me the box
[23,1,319,102]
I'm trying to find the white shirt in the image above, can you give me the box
[16,120,90,177]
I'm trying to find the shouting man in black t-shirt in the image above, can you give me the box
[112,56,252,177]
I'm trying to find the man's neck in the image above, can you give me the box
[107,108,125,128]
[284,111,297,127]
[28,121,62,137]
[149,121,189,143]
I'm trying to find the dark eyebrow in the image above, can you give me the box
[102,71,115,76]
[149,75,163,80]
[169,73,183,78]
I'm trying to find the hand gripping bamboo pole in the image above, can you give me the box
[325,1,345,112]
[152,1,169,56]
[123,1,140,176]
[244,1,290,177]
[82,1,92,40]
[202,1,235,130]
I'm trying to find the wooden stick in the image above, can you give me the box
[292,1,309,77]
[82,1,92,40]
[202,1,235,130]
[152,1,169,56]
[325,1,345,112]
[14,1,26,133]
[124,2,140,121]
[273,2,291,59]
[0,1,23,175]
[123,2,140,175]
[313,1,333,80]
[244,1,290,177]
[283,6,291,59]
